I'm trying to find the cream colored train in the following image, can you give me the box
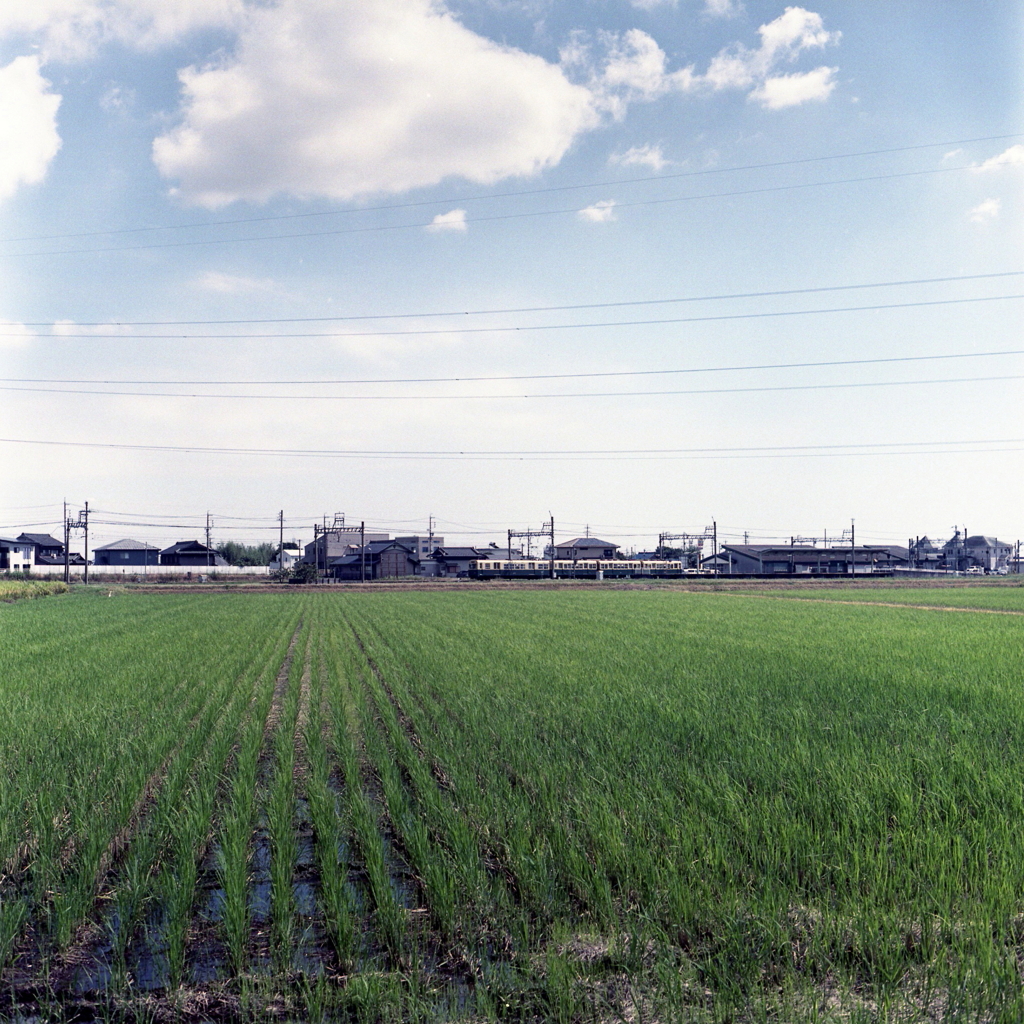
[469,559,697,579]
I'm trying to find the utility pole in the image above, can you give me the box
[850,518,855,576]
[83,502,89,585]
[278,510,284,572]
[360,521,366,582]
[713,520,718,576]
[63,500,70,584]
[205,512,213,567]
[428,514,434,553]
[549,515,555,579]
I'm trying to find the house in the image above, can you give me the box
[328,540,419,580]
[17,533,65,564]
[0,536,36,572]
[94,538,160,567]
[554,537,620,559]
[956,534,1013,573]
[717,544,908,574]
[908,536,943,569]
[160,540,228,567]
[395,535,445,559]
[426,546,493,577]
[269,542,302,572]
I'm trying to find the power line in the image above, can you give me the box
[14,270,1023,327]
[2,131,1018,246]
[2,435,1022,462]
[0,164,979,259]
[10,293,1021,341]
[2,371,1021,402]
[4,346,1021,390]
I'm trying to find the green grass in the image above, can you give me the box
[0,579,67,601]
[3,586,1024,1021]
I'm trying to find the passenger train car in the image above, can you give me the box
[468,559,695,579]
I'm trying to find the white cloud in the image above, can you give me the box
[153,0,598,207]
[578,199,616,222]
[969,198,1000,224]
[0,321,36,351]
[630,0,677,10]
[609,143,668,171]
[570,8,838,120]
[703,7,839,100]
[749,66,836,109]
[972,144,1024,172]
[425,208,468,232]
[0,56,61,204]
[195,271,276,293]
[51,319,132,335]
[0,0,244,61]
[703,0,741,16]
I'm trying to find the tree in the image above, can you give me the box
[289,562,319,583]
[216,541,275,567]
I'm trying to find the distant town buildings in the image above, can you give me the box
[2,520,1018,578]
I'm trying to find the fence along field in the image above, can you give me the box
[1,588,1024,1021]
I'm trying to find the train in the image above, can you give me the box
[468,559,699,579]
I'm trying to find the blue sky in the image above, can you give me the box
[1,0,1021,553]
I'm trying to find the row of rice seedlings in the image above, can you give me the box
[267,622,310,963]
[350,661,458,941]
[101,666,247,987]
[342,616,505,937]
[303,630,357,968]
[340,599,608,934]
[133,601,306,988]
[216,619,307,976]
[163,608,300,987]
[322,626,406,960]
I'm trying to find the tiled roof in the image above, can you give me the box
[95,538,160,551]
[18,533,63,547]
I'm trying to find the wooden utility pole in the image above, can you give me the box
[83,502,89,584]
[549,516,555,579]
[63,500,70,583]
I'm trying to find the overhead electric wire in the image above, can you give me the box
[5,346,1020,389]
[0,164,981,259]
[2,131,1018,246]
[2,435,1022,463]
[11,293,1022,340]
[15,269,1024,327]
[2,371,1022,402]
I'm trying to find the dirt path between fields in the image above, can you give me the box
[715,593,1024,616]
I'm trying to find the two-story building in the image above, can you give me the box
[94,539,161,567]
[0,536,36,572]
[553,537,621,560]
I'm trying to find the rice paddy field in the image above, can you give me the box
[2,584,1024,1022]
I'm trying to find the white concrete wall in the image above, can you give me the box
[25,564,270,577]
